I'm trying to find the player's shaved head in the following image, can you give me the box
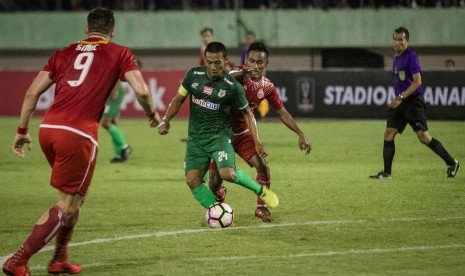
[87,7,115,35]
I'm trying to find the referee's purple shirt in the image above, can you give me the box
[392,48,424,96]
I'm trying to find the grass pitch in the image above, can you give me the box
[0,117,464,275]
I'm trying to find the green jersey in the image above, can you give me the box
[179,67,249,138]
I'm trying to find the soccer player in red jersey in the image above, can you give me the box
[4,8,160,276]
[209,42,311,222]
[199,27,214,66]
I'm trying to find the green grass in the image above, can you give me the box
[1,117,464,275]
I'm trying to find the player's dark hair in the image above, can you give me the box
[200,27,214,36]
[445,59,455,67]
[87,8,115,35]
[247,42,269,58]
[394,27,409,41]
[205,41,227,58]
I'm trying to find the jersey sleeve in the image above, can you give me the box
[265,82,284,110]
[42,51,58,81]
[119,48,139,81]
[233,81,249,110]
[409,51,422,74]
[179,69,194,96]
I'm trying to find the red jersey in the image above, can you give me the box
[41,37,138,143]
[200,45,206,66]
[230,70,283,135]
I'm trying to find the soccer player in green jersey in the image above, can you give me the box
[101,82,132,163]
[158,41,279,211]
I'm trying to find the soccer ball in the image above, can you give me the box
[206,202,234,228]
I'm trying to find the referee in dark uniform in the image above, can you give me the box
[370,27,459,179]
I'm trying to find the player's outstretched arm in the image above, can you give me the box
[228,68,244,80]
[276,107,311,155]
[241,107,267,158]
[13,71,54,158]
[158,92,187,135]
[124,70,160,127]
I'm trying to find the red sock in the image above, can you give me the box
[53,211,79,262]
[12,206,68,266]
[256,172,271,206]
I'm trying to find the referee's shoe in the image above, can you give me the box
[447,160,460,178]
[369,171,392,180]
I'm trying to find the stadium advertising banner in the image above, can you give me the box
[0,71,463,120]
[0,70,188,118]
[267,71,465,120]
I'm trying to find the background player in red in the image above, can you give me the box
[199,27,214,66]
[209,42,311,222]
[4,8,160,276]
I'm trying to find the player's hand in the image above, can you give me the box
[298,135,311,155]
[157,120,170,135]
[388,97,402,109]
[149,112,161,128]
[255,142,267,158]
[12,134,32,159]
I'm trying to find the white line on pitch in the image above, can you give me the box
[25,244,465,271]
[193,244,465,261]
[1,216,464,264]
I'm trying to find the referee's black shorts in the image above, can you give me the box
[386,94,428,134]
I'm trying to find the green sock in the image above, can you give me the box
[235,169,262,195]
[192,184,216,209]
[108,124,127,156]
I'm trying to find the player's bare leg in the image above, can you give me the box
[248,155,273,222]
[208,162,227,202]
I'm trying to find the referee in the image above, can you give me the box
[370,27,459,179]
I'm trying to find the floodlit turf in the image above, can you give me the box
[0,117,464,275]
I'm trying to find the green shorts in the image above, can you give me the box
[184,132,236,174]
[102,87,125,118]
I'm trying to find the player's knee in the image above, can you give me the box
[59,205,78,218]
[418,136,430,145]
[384,129,396,140]
[219,168,236,183]
[186,176,202,189]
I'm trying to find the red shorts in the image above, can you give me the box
[232,131,257,164]
[39,127,98,196]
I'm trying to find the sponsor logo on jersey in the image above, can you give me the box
[257,89,264,99]
[192,95,220,110]
[192,83,199,89]
[203,86,213,95]
[194,71,205,75]
[218,89,226,98]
